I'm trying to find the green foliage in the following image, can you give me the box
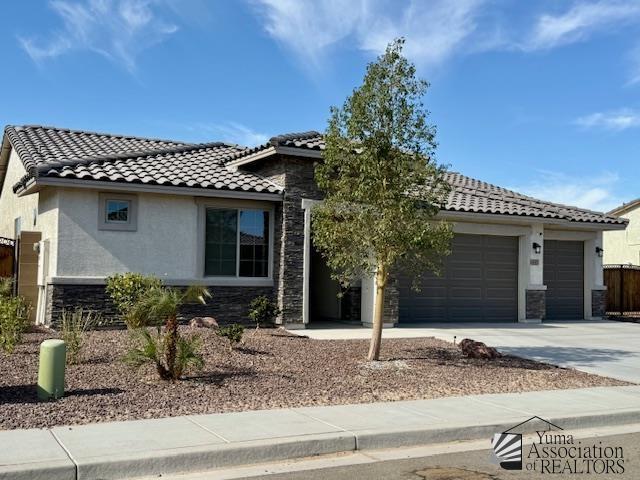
[60,308,99,364]
[217,323,244,347]
[105,273,163,327]
[123,328,204,380]
[0,292,31,354]
[248,295,280,328]
[312,38,453,360]
[122,328,166,377]
[122,284,211,380]
[0,277,14,298]
[175,334,204,378]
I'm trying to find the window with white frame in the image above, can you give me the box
[98,193,138,231]
[204,208,270,277]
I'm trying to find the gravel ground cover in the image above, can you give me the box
[0,327,629,430]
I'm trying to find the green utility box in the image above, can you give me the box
[37,339,66,401]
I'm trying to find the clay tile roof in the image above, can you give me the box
[5,125,283,195]
[441,171,625,225]
[230,132,625,225]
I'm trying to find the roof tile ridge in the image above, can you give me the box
[35,142,244,174]
[12,124,190,146]
[269,130,322,145]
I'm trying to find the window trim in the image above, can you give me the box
[197,199,274,282]
[98,193,138,231]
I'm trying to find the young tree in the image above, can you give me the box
[312,38,453,361]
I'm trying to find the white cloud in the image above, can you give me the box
[185,122,269,146]
[574,109,640,131]
[251,0,487,69]
[358,0,485,68]
[511,171,623,213]
[524,1,640,51]
[252,0,366,68]
[19,0,178,72]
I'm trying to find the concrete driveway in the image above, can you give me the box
[297,321,640,383]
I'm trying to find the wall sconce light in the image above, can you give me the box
[596,246,604,258]
[533,242,542,254]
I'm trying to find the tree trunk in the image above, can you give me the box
[367,264,387,361]
[165,314,179,380]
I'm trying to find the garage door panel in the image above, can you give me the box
[399,234,518,323]
[544,240,584,320]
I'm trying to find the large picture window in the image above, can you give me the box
[205,208,270,277]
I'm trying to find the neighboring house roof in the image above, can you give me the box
[608,198,640,217]
[3,125,282,195]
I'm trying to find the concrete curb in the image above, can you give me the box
[0,461,75,480]
[75,432,356,480]
[354,409,640,450]
[5,409,640,480]
[2,395,639,480]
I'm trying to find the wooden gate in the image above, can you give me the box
[604,264,640,318]
[0,237,16,279]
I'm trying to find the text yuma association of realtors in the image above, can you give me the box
[526,431,624,475]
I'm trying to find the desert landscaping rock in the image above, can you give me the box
[459,338,502,359]
[0,328,628,430]
[189,317,219,328]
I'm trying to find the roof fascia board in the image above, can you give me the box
[0,135,11,194]
[275,146,323,159]
[18,177,283,202]
[438,210,626,230]
[227,145,323,170]
[227,146,277,169]
[608,200,640,217]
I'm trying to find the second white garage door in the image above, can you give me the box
[399,234,519,323]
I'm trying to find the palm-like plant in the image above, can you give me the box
[124,285,211,380]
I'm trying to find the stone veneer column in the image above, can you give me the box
[591,289,607,318]
[584,231,607,319]
[525,288,546,321]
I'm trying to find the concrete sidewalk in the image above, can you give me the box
[2,386,640,480]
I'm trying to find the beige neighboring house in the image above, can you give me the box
[604,199,640,265]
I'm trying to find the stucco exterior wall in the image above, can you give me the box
[55,188,200,279]
[603,207,640,265]
[0,150,38,238]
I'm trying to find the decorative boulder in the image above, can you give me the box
[459,338,502,359]
[189,317,219,328]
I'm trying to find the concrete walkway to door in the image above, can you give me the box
[292,321,640,384]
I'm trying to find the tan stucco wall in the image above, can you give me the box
[0,150,38,239]
[603,207,640,265]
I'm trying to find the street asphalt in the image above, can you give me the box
[242,432,640,480]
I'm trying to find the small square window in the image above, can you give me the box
[106,200,130,223]
[99,193,137,231]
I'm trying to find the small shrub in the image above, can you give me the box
[248,295,280,329]
[0,296,31,354]
[61,308,99,364]
[105,273,163,328]
[0,277,13,298]
[217,323,244,347]
[123,328,204,379]
[122,284,210,380]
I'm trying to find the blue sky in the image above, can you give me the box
[1,0,639,212]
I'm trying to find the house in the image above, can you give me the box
[0,125,627,327]
[603,200,640,266]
